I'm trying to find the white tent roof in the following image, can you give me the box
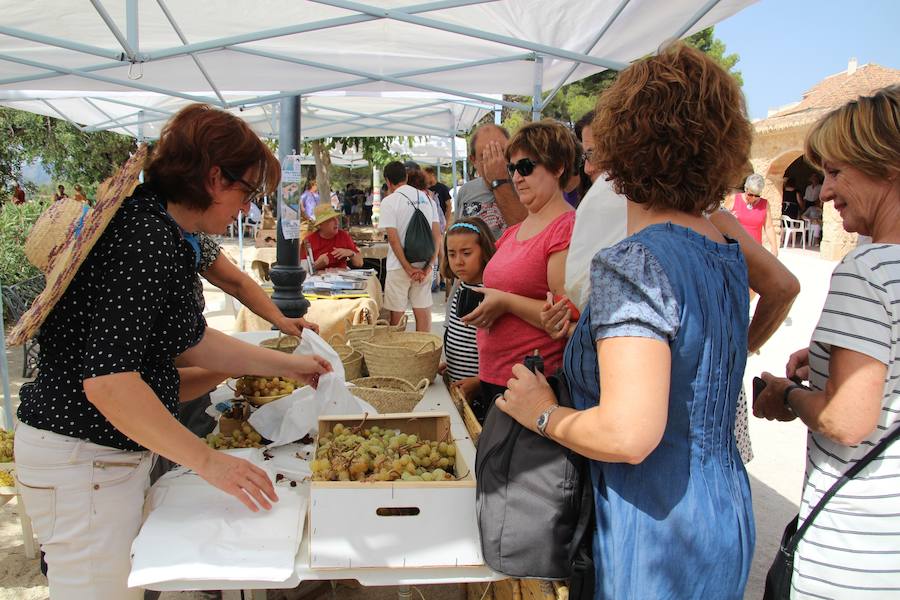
[0,89,492,139]
[0,0,756,137]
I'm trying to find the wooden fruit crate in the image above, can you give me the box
[309,412,482,569]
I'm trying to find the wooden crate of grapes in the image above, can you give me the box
[309,413,483,569]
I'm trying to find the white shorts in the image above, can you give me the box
[384,268,433,311]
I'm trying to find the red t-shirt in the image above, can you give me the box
[478,211,575,386]
[732,193,768,244]
[301,229,359,269]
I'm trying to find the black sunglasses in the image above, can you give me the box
[506,158,539,178]
[220,166,261,203]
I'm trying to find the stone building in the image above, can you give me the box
[749,60,899,260]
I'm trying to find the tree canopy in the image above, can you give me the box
[1,108,136,197]
[500,26,742,133]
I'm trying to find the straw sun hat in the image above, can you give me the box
[310,203,342,229]
[8,145,148,346]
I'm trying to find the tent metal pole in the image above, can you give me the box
[229,46,531,111]
[149,0,488,61]
[156,0,228,104]
[90,0,139,61]
[126,0,140,52]
[541,0,631,108]
[0,287,13,430]
[532,55,544,121]
[0,26,121,61]
[0,52,220,105]
[39,100,85,131]
[83,98,139,138]
[85,97,173,117]
[671,0,724,38]
[137,110,145,142]
[451,136,458,201]
[300,104,455,136]
[311,0,628,71]
[494,105,502,125]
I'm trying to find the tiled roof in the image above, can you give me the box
[754,63,899,134]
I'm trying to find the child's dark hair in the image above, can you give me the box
[440,217,496,280]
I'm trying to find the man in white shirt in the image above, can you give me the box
[803,172,822,206]
[379,161,441,332]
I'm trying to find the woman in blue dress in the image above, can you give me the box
[496,44,755,599]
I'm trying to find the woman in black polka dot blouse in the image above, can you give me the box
[14,104,332,599]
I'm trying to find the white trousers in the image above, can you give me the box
[14,422,152,600]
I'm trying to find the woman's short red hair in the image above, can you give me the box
[592,43,751,215]
[145,104,280,210]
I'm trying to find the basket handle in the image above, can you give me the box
[330,333,349,347]
[414,378,430,393]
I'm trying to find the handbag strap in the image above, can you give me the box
[788,424,900,551]
[398,190,422,213]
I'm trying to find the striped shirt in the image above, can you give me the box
[794,244,900,599]
[444,282,480,381]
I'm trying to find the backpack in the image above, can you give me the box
[475,371,595,593]
[399,190,435,264]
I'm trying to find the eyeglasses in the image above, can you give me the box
[506,158,539,179]
[220,166,261,204]
[746,193,760,198]
[581,149,595,165]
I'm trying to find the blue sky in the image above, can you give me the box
[715,0,899,120]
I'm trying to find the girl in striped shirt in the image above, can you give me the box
[439,218,496,413]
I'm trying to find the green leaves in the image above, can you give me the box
[0,198,45,287]
[0,107,136,198]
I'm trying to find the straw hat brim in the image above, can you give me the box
[8,145,148,346]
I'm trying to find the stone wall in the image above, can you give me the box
[821,201,858,260]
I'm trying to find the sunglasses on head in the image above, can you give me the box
[506,157,539,178]
[220,166,261,204]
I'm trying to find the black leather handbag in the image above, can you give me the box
[764,425,900,600]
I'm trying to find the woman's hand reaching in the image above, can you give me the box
[195,450,278,512]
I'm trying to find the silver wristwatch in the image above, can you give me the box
[536,405,559,437]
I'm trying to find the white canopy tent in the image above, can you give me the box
[0,0,760,428]
[0,0,756,127]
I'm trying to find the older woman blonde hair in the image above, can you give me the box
[805,84,900,178]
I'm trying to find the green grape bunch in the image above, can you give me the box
[0,430,14,463]
[205,423,264,450]
[0,470,14,487]
[311,423,459,482]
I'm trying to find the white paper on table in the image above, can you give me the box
[128,450,305,588]
[296,329,344,380]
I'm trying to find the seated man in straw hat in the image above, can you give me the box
[301,203,363,270]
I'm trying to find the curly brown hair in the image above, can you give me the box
[592,43,751,215]
[145,104,280,210]
[504,119,578,189]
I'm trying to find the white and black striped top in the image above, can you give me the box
[444,282,480,381]
[793,244,900,599]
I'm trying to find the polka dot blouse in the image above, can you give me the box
[18,185,207,451]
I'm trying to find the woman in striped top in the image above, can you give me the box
[438,218,496,416]
[755,84,900,598]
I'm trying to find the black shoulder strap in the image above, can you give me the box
[397,189,420,212]
[788,424,900,551]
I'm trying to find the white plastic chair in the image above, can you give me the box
[781,216,807,250]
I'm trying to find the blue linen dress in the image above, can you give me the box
[563,223,754,599]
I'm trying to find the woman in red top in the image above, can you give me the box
[462,119,576,421]
[301,204,363,269]
[727,173,778,256]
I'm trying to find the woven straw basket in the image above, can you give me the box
[349,376,430,413]
[344,316,407,348]
[354,332,442,383]
[329,334,365,381]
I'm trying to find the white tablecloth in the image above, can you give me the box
[137,334,501,591]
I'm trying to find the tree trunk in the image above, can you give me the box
[311,140,332,206]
